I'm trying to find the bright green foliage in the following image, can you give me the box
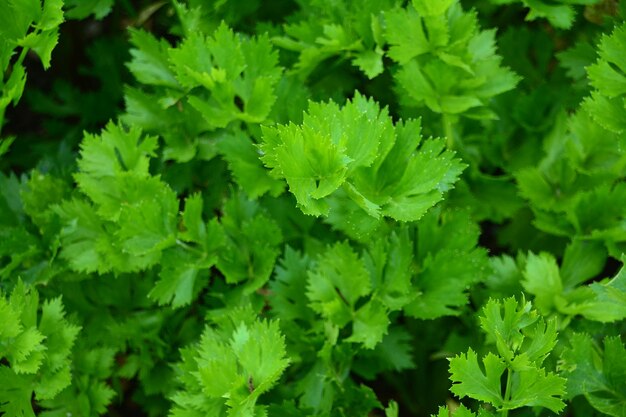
[273,0,396,79]
[432,404,496,417]
[0,0,64,70]
[522,252,563,313]
[170,25,282,127]
[450,297,566,413]
[149,193,225,307]
[0,0,64,133]
[56,121,236,308]
[2,1,626,417]
[170,311,290,417]
[261,93,465,218]
[487,248,626,323]
[57,121,178,274]
[562,333,626,417]
[385,0,519,119]
[124,22,282,165]
[37,344,116,417]
[584,23,626,134]
[307,242,372,327]
[0,281,80,417]
[305,237,413,349]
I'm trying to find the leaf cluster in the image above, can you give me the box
[1,1,626,417]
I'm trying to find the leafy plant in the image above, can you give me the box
[1,1,625,417]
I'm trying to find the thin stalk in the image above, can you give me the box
[442,113,455,149]
[175,239,205,256]
[16,47,29,67]
[501,367,513,417]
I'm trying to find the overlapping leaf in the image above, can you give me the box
[261,93,464,219]
[170,313,290,417]
[450,298,566,413]
[386,0,519,119]
[0,281,80,417]
[562,333,626,417]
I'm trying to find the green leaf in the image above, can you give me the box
[217,130,284,199]
[347,300,390,349]
[455,297,566,413]
[385,7,430,64]
[388,1,519,118]
[583,93,626,134]
[171,315,289,417]
[55,198,110,273]
[261,92,392,216]
[19,30,59,70]
[560,240,607,288]
[405,209,487,319]
[64,0,114,19]
[412,0,455,16]
[380,329,414,372]
[217,193,282,292]
[584,23,626,133]
[0,283,80,415]
[479,297,537,362]
[505,367,566,412]
[269,247,316,322]
[449,350,506,407]
[116,186,178,256]
[0,136,15,158]
[170,24,281,128]
[522,252,563,313]
[128,29,180,88]
[432,404,496,417]
[150,248,203,308]
[262,97,464,220]
[565,260,626,322]
[7,327,46,373]
[38,0,64,31]
[562,334,626,417]
[76,121,157,181]
[229,320,290,397]
[0,293,23,342]
[0,368,35,417]
[352,49,384,79]
[307,242,371,327]
[587,24,626,97]
[150,195,224,307]
[366,228,415,311]
[522,0,575,28]
[367,121,465,222]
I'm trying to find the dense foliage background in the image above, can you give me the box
[1,1,626,417]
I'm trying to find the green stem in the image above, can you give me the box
[442,113,455,149]
[16,47,29,68]
[175,238,205,256]
[501,367,513,417]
